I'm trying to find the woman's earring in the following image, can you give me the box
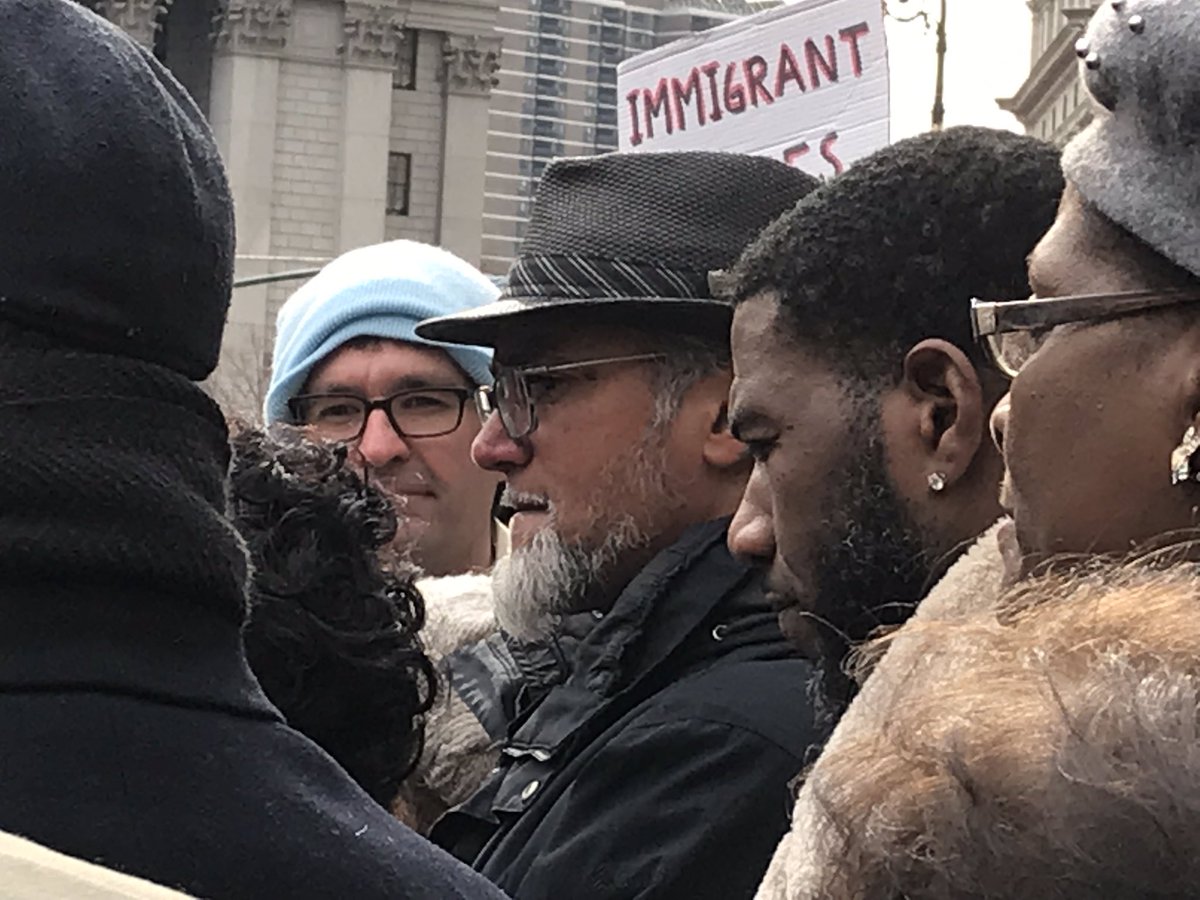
[927,472,947,493]
[1170,426,1200,485]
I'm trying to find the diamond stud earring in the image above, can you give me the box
[1170,425,1200,485]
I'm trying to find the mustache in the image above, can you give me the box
[500,486,552,514]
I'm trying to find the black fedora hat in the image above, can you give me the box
[415,151,819,346]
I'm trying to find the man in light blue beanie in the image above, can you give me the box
[265,240,504,576]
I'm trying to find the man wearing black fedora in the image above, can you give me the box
[416,152,822,899]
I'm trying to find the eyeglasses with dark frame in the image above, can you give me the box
[477,352,667,440]
[287,386,475,443]
[971,288,1200,379]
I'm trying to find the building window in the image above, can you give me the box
[393,29,417,90]
[387,152,412,215]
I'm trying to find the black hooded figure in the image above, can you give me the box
[0,3,503,897]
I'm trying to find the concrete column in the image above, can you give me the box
[338,3,405,253]
[210,53,283,318]
[205,0,293,417]
[438,33,502,266]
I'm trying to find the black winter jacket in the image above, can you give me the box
[0,348,506,900]
[433,519,824,899]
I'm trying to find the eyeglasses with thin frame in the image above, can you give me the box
[287,387,474,443]
[477,352,667,440]
[971,288,1200,379]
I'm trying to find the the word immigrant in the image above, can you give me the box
[624,22,872,155]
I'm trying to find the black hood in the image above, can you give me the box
[0,0,234,381]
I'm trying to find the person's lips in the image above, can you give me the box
[370,478,438,521]
[764,588,795,613]
[774,601,821,657]
[370,469,438,499]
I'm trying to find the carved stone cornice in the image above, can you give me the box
[95,0,172,49]
[212,0,293,54]
[341,2,407,68]
[406,0,498,36]
[442,33,501,96]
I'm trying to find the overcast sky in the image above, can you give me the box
[881,0,1032,139]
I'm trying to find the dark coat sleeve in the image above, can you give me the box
[510,711,804,900]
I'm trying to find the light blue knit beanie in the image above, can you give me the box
[263,240,499,424]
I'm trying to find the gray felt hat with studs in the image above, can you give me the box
[1062,0,1200,280]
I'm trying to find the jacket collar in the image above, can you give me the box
[504,517,757,755]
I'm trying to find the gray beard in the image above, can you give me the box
[492,513,649,641]
[492,424,674,642]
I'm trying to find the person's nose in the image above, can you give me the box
[355,409,412,469]
[728,469,776,565]
[990,393,1011,455]
[471,411,532,472]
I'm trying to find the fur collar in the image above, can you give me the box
[755,521,1009,900]
[394,574,499,833]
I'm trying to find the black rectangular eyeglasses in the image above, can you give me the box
[287,387,473,443]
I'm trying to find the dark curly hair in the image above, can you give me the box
[721,126,1065,384]
[229,426,436,809]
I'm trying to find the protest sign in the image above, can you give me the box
[617,0,890,177]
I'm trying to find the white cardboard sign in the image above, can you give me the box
[617,0,890,178]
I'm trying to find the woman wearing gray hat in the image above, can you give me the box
[752,1,1200,896]
[975,0,1200,577]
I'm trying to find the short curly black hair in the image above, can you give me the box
[229,427,436,809]
[722,126,1065,383]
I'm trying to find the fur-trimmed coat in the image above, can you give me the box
[394,575,501,833]
[754,522,1009,900]
[397,575,605,835]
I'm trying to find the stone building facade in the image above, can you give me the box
[88,0,763,412]
[89,0,502,416]
[999,0,1100,146]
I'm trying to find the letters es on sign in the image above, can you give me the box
[617,0,890,178]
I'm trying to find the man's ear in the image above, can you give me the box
[681,371,746,471]
[900,339,987,489]
[703,401,749,470]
